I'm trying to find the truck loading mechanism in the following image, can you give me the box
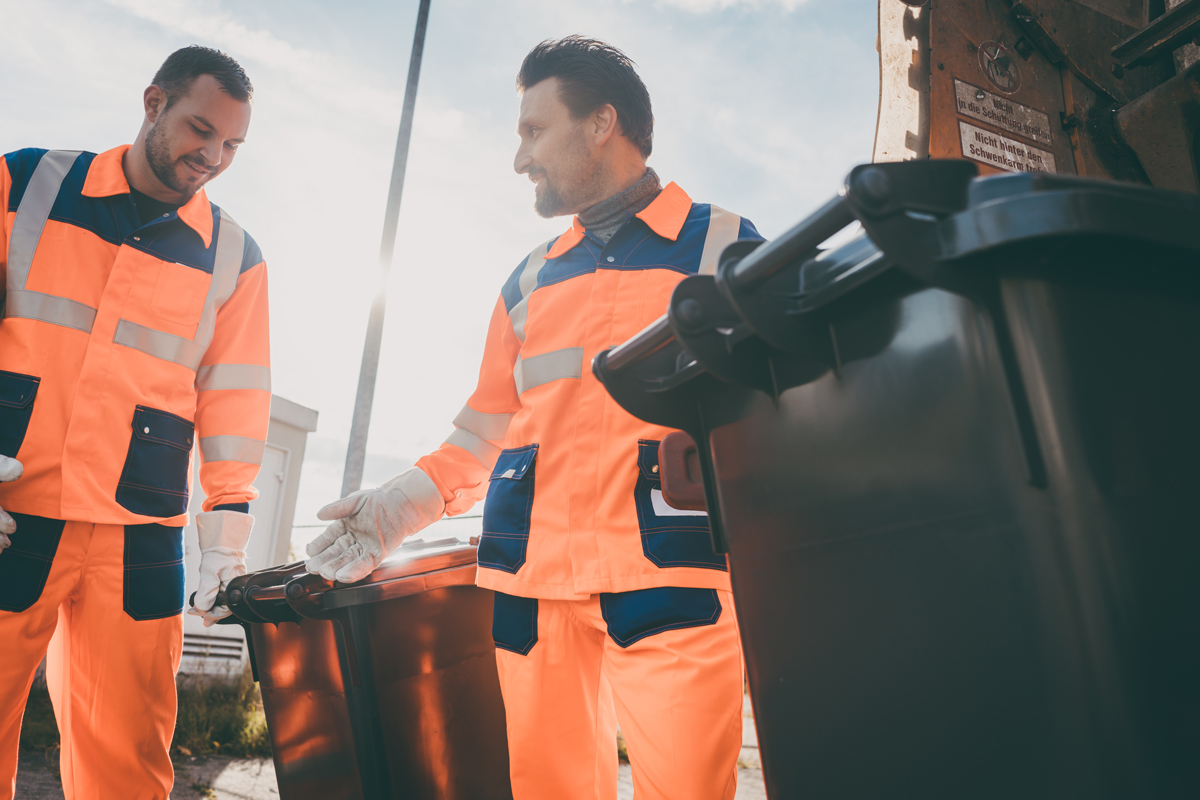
[877,0,1200,193]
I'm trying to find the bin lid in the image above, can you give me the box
[319,536,479,610]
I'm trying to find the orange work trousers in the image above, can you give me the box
[0,515,184,800]
[492,587,744,800]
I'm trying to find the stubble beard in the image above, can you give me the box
[534,179,566,219]
[532,126,601,219]
[144,118,204,197]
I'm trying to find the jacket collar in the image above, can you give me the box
[544,181,693,260]
[82,144,214,248]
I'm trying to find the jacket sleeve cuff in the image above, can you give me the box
[196,510,255,551]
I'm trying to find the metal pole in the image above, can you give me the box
[341,0,432,497]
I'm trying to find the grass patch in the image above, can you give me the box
[173,664,272,758]
[20,663,271,759]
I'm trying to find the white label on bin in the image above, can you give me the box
[954,79,1052,145]
[651,489,707,517]
[959,121,1057,174]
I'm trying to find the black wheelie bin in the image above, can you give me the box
[593,160,1200,799]
[209,537,512,800]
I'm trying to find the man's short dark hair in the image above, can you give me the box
[153,45,253,108]
[517,36,653,158]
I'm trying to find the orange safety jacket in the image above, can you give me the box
[0,145,271,526]
[416,182,763,599]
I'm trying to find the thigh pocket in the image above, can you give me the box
[477,445,538,575]
[116,406,194,518]
[600,587,722,648]
[123,523,185,620]
[635,440,726,571]
[0,514,64,612]
[0,370,40,458]
[492,591,539,656]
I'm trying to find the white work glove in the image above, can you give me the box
[306,467,445,583]
[188,510,254,627]
[0,455,23,551]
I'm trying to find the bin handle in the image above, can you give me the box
[727,195,854,290]
[602,315,676,374]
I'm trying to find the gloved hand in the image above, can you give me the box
[306,467,445,583]
[0,455,23,552]
[188,510,254,627]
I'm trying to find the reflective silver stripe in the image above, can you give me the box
[452,404,513,442]
[4,289,97,332]
[6,150,82,291]
[513,347,584,394]
[196,364,272,392]
[444,427,501,468]
[199,435,266,465]
[112,209,246,369]
[192,209,245,355]
[698,205,742,276]
[113,319,205,369]
[508,239,554,343]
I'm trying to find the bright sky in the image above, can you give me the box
[0,0,879,532]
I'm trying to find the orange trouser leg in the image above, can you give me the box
[493,588,743,800]
[0,517,89,800]
[597,589,743,800]
[46,522,182,800]
[495,595,619,800]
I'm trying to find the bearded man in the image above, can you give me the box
[0,46,270,799]
[307,36,762,800]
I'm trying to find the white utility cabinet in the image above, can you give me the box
[179,394,318,677]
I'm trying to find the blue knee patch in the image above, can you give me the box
[492,591,538,656]
[600,587,722,648]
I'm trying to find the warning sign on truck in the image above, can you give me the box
[954,79,1052,145]
[959,121,1057,174]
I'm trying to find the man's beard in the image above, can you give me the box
[533,176,567,219]
[531,126,601,219]
[144,121,208,197]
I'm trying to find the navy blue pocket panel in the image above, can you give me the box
[123,522,185,620]
[0,513,65,612]
[478,445,538,575]
[635,440,726,571]
[0,370,40,458]
[492,591,539,656]
[116,406,194,518]
[600,587,722,648]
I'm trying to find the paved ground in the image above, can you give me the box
[16,694,766,798]
[17,755,765,799]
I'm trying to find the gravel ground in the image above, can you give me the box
[17,755,766,799]
[16,692,767,799]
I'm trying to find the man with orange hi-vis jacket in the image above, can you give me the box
[0,47,269,799]
[308,37,762,800]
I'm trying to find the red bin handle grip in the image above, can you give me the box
[658,431,707,512]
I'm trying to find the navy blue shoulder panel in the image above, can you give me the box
[7,149,136,246]
[241,229,264,274]
[126,205,218,273]
[4,149,126,247]
[4,148,51,211]
[45,152,129,247]
[739,216,765,242]
[500,235,560,314]
[534,236,601,291]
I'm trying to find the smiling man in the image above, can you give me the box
[308,36,763,799]
[0,46,270,799]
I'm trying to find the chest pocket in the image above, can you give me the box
[151,262,210,326]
